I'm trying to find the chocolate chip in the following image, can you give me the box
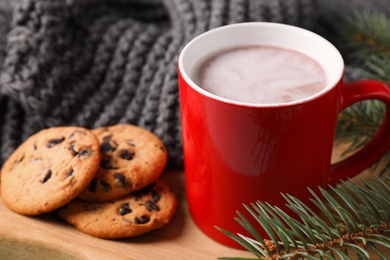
[145,200,160,212]
[103,135,113,142]
[155,144,166,152]
[152,190,160,203]
[114,172,127,188]
[131,191,142,201]
[12,155,25,169]
[100,159,110,169]
[101,181,112,191]
[47,137,65,148]
[89,178,97,192]
[100,142,117,153]
[41,169,52,183]
[135,215,150,224]
[77,149,90,157]
[118,202,132,216]
[66,168,74,178]
[69,144,78,155]
[100,159,118,170]
[119,149,134,160]
[15,155,24,164]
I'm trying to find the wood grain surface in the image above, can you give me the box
[0,145,388,259]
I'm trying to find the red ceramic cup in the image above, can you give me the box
[178,22,390,248]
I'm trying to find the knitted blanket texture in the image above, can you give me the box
[0,0,389,167]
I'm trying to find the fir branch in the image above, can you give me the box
[336,103,389,173]
[340,10,390,60]
[360,53,390,83]
[217,176,390,260]
[336,100,386,153]
[336,10,390,171]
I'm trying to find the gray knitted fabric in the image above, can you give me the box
[0,0,389,167]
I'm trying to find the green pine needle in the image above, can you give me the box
[218,176,390,260]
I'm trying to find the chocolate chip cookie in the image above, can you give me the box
[59,180,177,239]
[78,124,167,202]
[1,127,101,215]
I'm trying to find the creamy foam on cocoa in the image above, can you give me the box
[196,45,327,104]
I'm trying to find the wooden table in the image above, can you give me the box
[0,145,388,259]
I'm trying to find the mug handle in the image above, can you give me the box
[329,80,390,186]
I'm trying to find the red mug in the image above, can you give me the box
[178,22,390,248]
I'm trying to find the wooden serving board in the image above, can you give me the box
[0,145,388,259]
[0,168,255,260]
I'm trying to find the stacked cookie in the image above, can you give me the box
[0,124,177,239]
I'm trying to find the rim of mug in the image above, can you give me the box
[178,22,344,108]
